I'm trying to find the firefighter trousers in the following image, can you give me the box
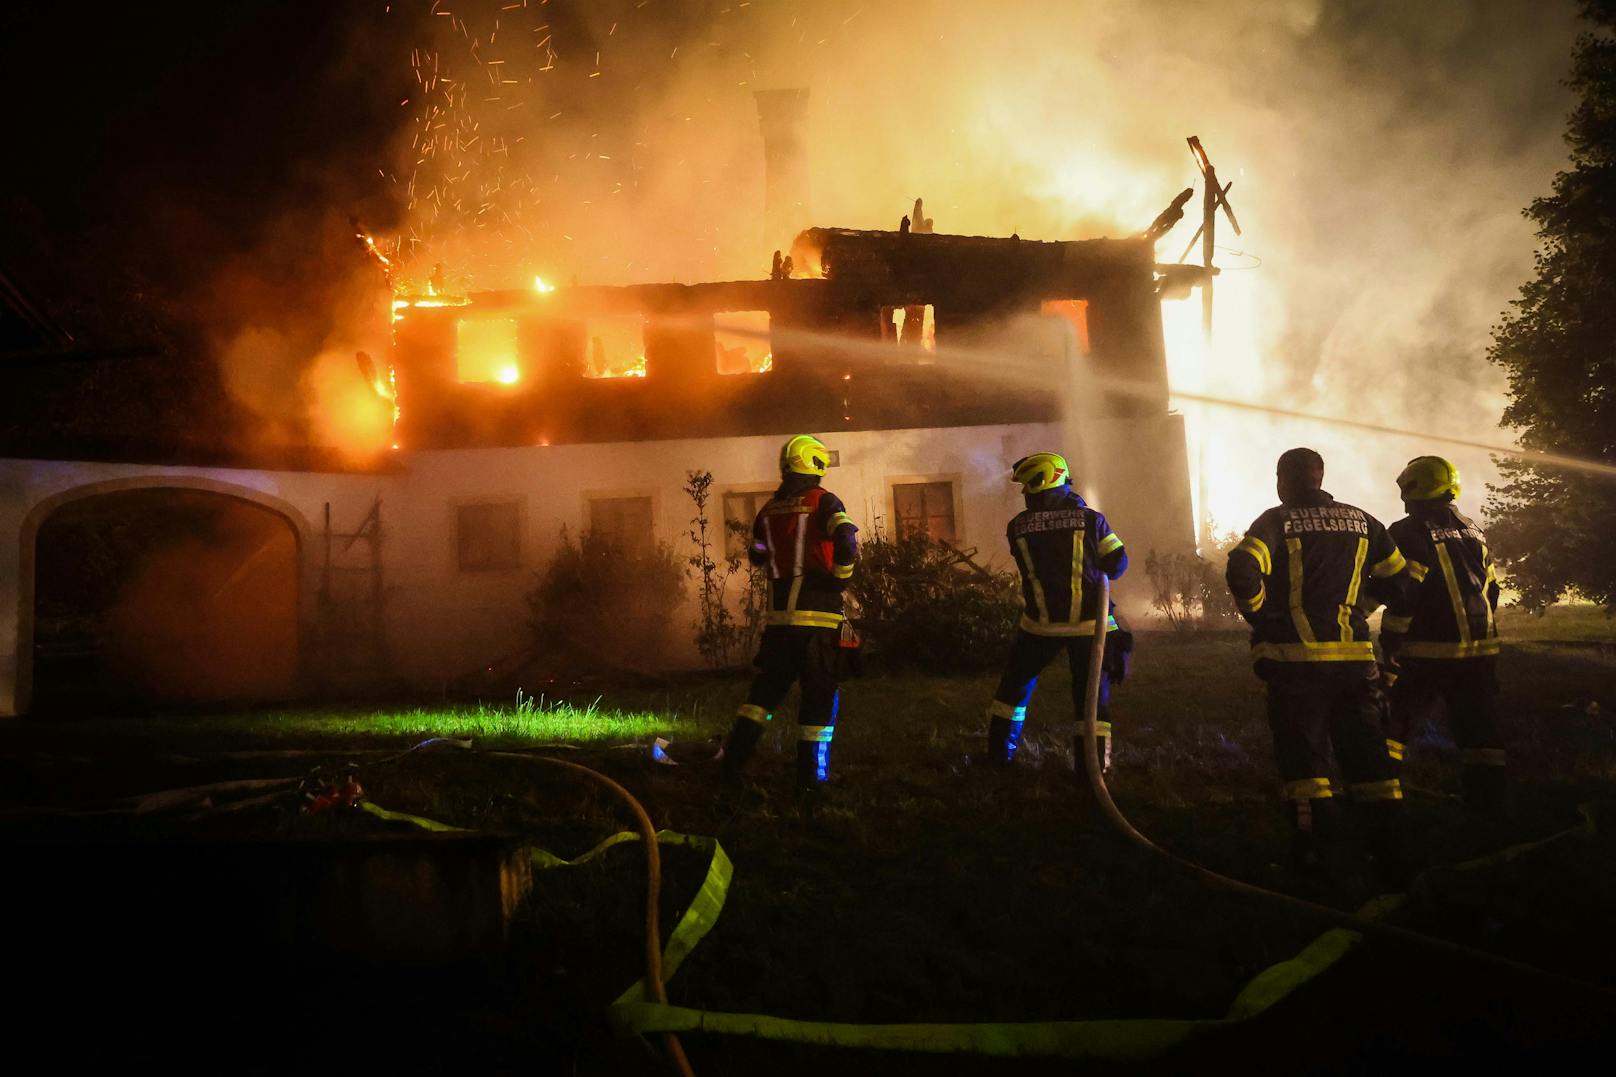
[986,631,1112,769]
[722,625,840,786]
[1387,657,1506,814]
[1261,662,1405,866]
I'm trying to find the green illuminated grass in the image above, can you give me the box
[265,693,694,745]
[11,692,702,751]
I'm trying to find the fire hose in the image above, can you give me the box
[362,738,1605,1062]
[487,752,696,1077]
[367,754,698,1076]
[1077,573,1614,1000]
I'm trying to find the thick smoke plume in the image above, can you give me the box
[381,0,1579,529]
[8,2,1576,503]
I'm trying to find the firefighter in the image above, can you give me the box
[1379,456,1507,819]
[1226,448,1411,879]
[984,452,1129,772]
[719,435,858,790]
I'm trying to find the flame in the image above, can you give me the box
[714,311,774,374]
[584,317,650,378]
[597,356,647,378]
[1158,268,1274,542]
[306,349,394,458]
[456,318,523,384]
[354,228,394,289]
[533,275,556,293]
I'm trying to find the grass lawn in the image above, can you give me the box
[2,606,1614,1073]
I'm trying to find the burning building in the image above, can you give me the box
[0,217,1196,715]
[0,61,1201,718]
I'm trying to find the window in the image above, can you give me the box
[713,312,773,375]
[589,496,654,555]
[722,489,775,558]
[1040,299,1090,354]
[893,481,958,543]
[879,304,936,353]
[582,316,648,379]
[457,501,521,571]
[456,318,523,385]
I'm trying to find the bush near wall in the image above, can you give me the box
[1143,537,1243,632]
[848,530,1022,673]
[527,529,686,672]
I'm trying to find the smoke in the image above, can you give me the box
[378,0,1579,527]
[10,2,1571,486]
[209,204,399,457]
[1,3,414,460]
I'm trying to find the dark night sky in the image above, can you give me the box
[0,3,410,336]
[0,0,1592,493]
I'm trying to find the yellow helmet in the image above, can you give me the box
[1011,452,1071,493]
[1397,456,1461,502]
[780,434,831,476]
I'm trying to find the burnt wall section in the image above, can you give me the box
[392,229,1166,451]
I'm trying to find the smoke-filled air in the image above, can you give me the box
[284,0,1576,533]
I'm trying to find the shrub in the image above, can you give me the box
[847,525,1022,672]
[683,470,764,668]
[527,527,686,671]
[1144,537,1243,631]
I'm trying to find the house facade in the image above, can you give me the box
[1,225,1195,715]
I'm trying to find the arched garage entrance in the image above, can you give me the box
[30,487,300,712]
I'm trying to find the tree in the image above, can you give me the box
[1487,1,1616,608]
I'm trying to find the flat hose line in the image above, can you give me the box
[1077,574,1614,1001]
[26,734,1601,1063]
[364,752,1601,1060]
[483,753,696,1077]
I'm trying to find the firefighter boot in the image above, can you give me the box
[795,737,832,790]
[1359,799,1418,893]
[986,716,1024,765]
[1073,724,1113,778]
[1285,793,1343,881]
[719,711,768,785]
[1456,759,1510,854]
[1461,757,1509,818]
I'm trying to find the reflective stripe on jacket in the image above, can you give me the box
[1382,503,1500,659]
[750,476,858,629]
[1226,490,1404,664]
[1007,489,1126,638]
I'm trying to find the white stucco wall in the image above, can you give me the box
[378,422,1066,684]
[5,421,1113,714]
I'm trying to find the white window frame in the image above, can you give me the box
[718,482,778,559]
[886,473,965,544]
[581,489,662,553]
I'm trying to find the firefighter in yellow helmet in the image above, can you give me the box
[1380,456,1507,820]
[1226,448,1412,883]
[984,452,1131,773]
[720,435,859,791]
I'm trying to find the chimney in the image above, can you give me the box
[754,88,811,255]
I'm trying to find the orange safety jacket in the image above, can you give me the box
[749,474,858,629]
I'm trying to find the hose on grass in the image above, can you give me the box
[486,752,695,1077]
[1078,575,1614,1002]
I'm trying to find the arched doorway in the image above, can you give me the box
[30,487,300,711]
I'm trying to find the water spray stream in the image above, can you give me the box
[702,316,1616,482]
